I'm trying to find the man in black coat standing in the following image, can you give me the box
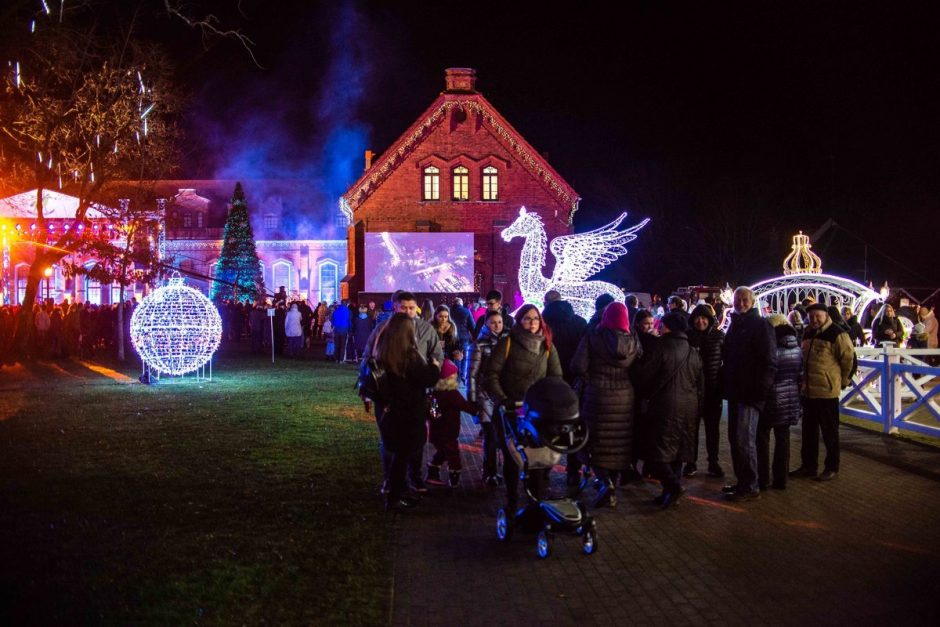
[449,297,476,380]
[721,287,777,501]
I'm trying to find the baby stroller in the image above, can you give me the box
[495,377,596,558]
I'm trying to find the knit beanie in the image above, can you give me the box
[440,359,458,380]
[661,311,688,334]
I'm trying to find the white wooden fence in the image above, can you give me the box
[840,345,940,437]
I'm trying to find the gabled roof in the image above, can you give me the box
[0,189,110,219]
[341,92,581,224]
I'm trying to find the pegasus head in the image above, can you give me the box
[501,206,542,242]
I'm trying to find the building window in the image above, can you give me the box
[273,260,292,294]
[14,264,29,305]
[83,263,101,305]
[452,166,469,201]
[264,214,278,230]
[182,212,192,228]
[483,166,499,200]
[318,260,338,304]
[423,166,440,200]
[196,212,204,228]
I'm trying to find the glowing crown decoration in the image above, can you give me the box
[130,277,223,376]
[501,207,649,319]
[782,231,823,275]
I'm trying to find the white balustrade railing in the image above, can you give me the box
[840,345,940,437]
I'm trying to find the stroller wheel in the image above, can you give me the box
[582,521,598,555]
[496,508,513,542]
[536,530,552,559]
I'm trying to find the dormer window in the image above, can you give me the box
[452,166,469,201]
[482,166,499,200]
[264,214,278,229]
[423,166,440,200]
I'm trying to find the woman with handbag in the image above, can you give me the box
[484,304,562,511]
[570,302,642,508]
[633,312,704,508]
[374,313,441,511]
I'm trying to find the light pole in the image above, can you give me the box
[43,266,53,303]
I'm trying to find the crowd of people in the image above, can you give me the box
[358,287,939,513]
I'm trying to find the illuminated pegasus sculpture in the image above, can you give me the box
[502,207,649,319]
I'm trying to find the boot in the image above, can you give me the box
[426,464,445,486]
[448,470,461,489]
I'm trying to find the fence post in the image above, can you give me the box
[880,343,899,434]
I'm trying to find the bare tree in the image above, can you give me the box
[0,3,181,355]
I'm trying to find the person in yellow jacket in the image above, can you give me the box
[790,303,855,482]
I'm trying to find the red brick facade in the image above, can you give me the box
[341,68,579,302]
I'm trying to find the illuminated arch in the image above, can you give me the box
[750,273,882,321]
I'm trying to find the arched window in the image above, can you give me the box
[318,260,338,304]
[482,166,499,201]
[182,212,192,228]
[14,263,29,305]
[273,260,292,294]
[83,262,101,305]
[423,166,440,201]
[196,212,205,228]
[452,166,469,201]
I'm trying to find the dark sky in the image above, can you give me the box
[9,0,940,292]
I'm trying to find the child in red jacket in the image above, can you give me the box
[427,359,477,488]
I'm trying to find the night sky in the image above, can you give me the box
[7,1,940,294]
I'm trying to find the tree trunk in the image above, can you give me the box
[117,285,125,362]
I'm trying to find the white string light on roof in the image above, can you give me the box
[130,277,222,376]
[501,207,649,319]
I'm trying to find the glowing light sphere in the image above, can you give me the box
[130,278,222,376]
[501,206,649,320]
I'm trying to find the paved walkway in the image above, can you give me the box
[389,413,940,626]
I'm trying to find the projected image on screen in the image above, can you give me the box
[365,232,474,293]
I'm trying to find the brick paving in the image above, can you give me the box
[388,411,940,626]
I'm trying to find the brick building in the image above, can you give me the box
[340,68,580,303]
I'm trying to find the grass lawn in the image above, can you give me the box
[0,346,391,626]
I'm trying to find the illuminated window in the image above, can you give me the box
[482,166,499,200]
[182,212,192,228]
[273,260,292,293]
[264,214,278,229]
[452,166,469,201]
[423,166,440,200]
[196,212,204,228]
[318,260,338,303]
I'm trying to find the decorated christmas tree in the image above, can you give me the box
[211,182,264,302]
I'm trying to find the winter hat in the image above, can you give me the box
[690,304,716,326]
[440,359,459,380]
[767,313,790,328]
[661,311,688,334]
[599,302,630,333]
[806,303,829,314]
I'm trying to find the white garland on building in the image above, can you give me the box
[130,277,222,376]
[501,207,649,320]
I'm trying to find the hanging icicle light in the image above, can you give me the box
[130,277,222,377]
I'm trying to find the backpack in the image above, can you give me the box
[356,357,387,402]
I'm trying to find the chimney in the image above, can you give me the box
[364,150,375,171]
[444,68,477,93]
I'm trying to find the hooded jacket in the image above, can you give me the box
[761,325,803,427]
[633,332,704,462]
[542,299,588,381]
[570,326,642,468]
[802,319,855,399]
[467,324,510,403]
[687,304,724,394]
[484,326,563,404]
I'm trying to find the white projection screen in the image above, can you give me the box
[364,232,474,293]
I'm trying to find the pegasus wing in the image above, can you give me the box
[549,213,650,285]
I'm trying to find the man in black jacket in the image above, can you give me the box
[721,287,777,501]
[449,297,476,379]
